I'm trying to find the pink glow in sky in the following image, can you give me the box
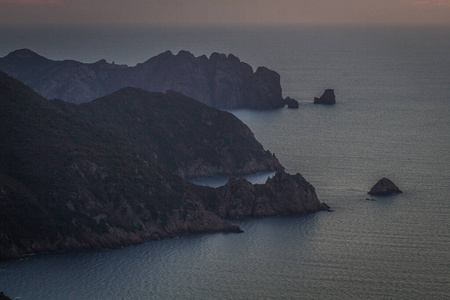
[0,0,59,3]
[405,0,450,5]
[0,0,449,25]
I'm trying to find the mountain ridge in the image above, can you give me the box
[0,49,285,109]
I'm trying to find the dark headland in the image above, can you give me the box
[0,72,328,259]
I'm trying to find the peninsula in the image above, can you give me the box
[0,72,327,259]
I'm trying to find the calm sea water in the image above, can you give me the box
[1,25,449,299]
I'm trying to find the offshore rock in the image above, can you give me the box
[284,97,299,109]
[0,49,285,109]
[314,89,336,105]
[368,177,402,196]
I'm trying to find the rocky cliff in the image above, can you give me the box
[203,171,327,218]
[0,72,325,259]
[0,49,285,109]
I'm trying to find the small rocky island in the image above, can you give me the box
[368,177,402,196]
[284,97,299,109]
[314,89,336,105]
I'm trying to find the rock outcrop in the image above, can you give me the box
[284,97,299,109]
[0,49,285,109]
[0,292,12,300]
[368,177,402,196]
[314,89,336,105]
[206,171,327,218]
[0,72,325,259]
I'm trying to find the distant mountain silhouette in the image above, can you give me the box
[0,49,285,109]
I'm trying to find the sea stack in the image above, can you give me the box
[314,89,336,105]
[285,97,299,109]
[368,177,402,196]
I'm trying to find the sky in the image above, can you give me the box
[0,0,449,25]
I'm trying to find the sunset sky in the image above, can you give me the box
[0,0,449,25]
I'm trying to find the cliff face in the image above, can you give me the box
[0,72,324,259]
[205,171,325,218]
[0,292,12,300]
[0,49,285,109]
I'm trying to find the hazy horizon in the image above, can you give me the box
[1,0,449,26]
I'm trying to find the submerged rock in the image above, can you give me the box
[368,177,402,196]
[314,89,336,105]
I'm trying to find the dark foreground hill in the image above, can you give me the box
[53,88,283,178]
[0,49,284,109]
[0,72,326,259]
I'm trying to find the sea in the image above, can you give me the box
[0,24,449,299]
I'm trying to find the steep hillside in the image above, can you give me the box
[53,88,283,178]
